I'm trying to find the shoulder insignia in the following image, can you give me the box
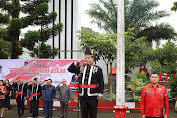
[93,66,98,74]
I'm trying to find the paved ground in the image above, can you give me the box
[3,109,177,118]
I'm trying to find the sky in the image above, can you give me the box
[80,0,177,34]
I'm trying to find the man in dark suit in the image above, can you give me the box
[68,48,104,118]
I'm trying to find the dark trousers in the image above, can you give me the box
[44,101,53,118]
[29,100,32,113]
[17,99,24,116]
[80,97,98,118]
[4,95,10,108]
[43,100,46,113]
[60,101,68,118]
[32,100,39,117]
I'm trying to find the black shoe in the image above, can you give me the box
[18,115,21,117]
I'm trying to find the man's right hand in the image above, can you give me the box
[142,115,146,118]
[77,58,85,63]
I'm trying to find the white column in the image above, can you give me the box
[116,0,125,106]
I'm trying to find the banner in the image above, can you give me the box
[0,59,78,86]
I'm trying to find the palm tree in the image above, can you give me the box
[87,0,177,44]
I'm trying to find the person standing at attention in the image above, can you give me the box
[56,79,71,118]
[42,79,56,118]
[141,72,169,118]
[28,78,42,118]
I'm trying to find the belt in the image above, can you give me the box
[80,84,98,88]
[15,92,24,99]
[29,93,39,101]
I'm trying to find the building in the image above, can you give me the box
[48,0,82,59]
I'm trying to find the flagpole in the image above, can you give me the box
[113,0,128,117]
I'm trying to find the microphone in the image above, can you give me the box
[83,62,87,66]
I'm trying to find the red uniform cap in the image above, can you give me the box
[19,75,23,80]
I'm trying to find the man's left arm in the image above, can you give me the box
[53,86,56,101]
[39,85,42,97]
[164,88,169,117]
[97,67,104,99]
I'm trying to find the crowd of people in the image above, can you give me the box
[0,77,72,118]
[0,48,170,118]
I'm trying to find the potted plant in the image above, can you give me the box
[126,72,148,104]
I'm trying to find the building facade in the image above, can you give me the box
[48,0,82,59]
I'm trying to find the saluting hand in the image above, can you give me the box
[52,99,55,101]
[77,58,85,63]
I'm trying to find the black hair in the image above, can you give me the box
[0,80,3,83]
[45,80,48,81]
[33,77,38,81]
[48,79,52,82]
[0,65,2,68]
[150,72,159,77]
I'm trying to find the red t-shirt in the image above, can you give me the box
[141,84,169,117]
[0,86,6,99]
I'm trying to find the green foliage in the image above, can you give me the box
[78,27,117,63]
[0,38,11,59]
[126,72,148,102]
[78,28,151,71]
[20,0,63,58]
[7,18,22,38]
[137,23,177,44]
[107,93,116,102]
[0,27,11,59]
[125,28,152,69]
[169,75,177,97]
[135,71,149,83]
[171,2,177,11]
[0,0,63,59]
[150,41,177,74]
[87,0,177,45]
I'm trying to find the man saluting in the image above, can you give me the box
[68,48,104,118]
[12,76,27,117]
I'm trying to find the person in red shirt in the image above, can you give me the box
[0,80,6,118]
[141,72,169,118]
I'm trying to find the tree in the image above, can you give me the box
[125,28,152,72]
[171,1,177,11]
[150,41,177,74]
[87,0,177,45]
[78,27,117,100]
[21,0,63,58]
[0,0,12,59]
[0,28,11,58]
[78,27,151,99]
[0,0,63,59]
